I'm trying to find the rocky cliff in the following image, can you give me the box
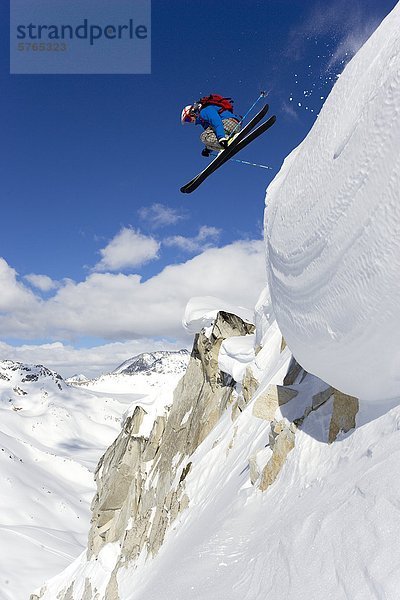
[87,313,253,569]
[32,311,258,599]
[31,307,360,600]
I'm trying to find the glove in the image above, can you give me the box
[201,147,211,157]
[218,137,229,149]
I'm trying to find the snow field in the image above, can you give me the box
[0,357,186,599]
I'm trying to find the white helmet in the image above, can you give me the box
[181,105,196,124]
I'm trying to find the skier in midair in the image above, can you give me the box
[181,94,241,157]
[180,92,276,193]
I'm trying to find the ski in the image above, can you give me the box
[224,114,277,162]
[190,115,277,190]
[180,103,270,194]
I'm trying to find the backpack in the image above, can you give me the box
[198,94,234,114]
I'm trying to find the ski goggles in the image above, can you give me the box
[182,114,195,124]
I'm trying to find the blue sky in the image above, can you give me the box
[0,0,397,376]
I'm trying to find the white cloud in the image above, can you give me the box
[24,273,59,292]
[164,226,221,253]
[0,240,266,341]
[138,203,186,229]
[0,339,190,379]
[0,258,37,311]
[94,227,160,272]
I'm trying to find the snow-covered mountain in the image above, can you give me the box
[69,350,190,395]
[0,355,188,600]
[113,350,190,376]
[26,3,400,599]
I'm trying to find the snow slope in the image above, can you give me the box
[265,3,400,402]
[0,355,187,600]
[118,362,400,600]
[0,361,120,600]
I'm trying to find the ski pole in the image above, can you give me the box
[209,152,272,170]
[230,158,272,170]
[228,90,269,139]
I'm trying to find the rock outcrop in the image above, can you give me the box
[252,385,298,421]
[259,419,297,491]
[33,311,254,600]
[250,357,359,492]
